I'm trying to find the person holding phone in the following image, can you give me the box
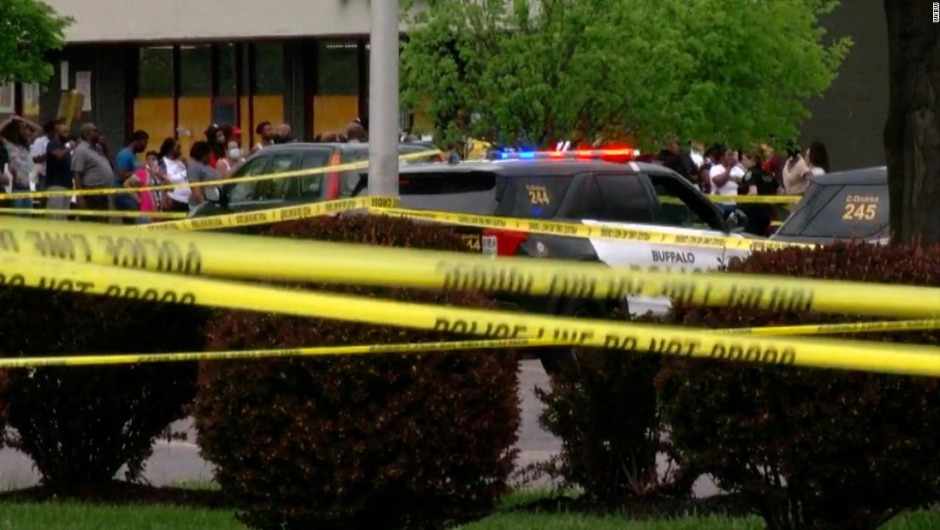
[44,119,75,220]
[782,141,810,196]
[0,115,42,209]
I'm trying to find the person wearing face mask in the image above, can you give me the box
[217,140,244,177]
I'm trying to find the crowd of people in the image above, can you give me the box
[1,111,828,236]
[655,139,830,235]
[0,116,299,223]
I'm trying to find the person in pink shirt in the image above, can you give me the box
[123,151,164,223]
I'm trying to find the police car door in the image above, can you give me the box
[583,171,729,316]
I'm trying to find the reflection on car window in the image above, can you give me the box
[399,143,444,163]
[399,172,498,214]
[300,151,331,197]
[589,174,653,223]
[229,157,271,202]
[231,154,294,201]
[651,182,709,228]
[341,148,370,164]
[338,149,370,197]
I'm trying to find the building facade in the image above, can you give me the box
[1,0,887,169]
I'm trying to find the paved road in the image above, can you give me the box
[0,360,717,496]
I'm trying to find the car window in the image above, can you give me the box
[340,148,370,164]
[579,173,654,223]
[299,150,333,197]
[398,171,498,214]
[494,176,573,219]
[228,157,271,202]
[399,143,444,163]
[338,148,370,196]
[779,184,888,239]
[648,173,725,231]
[231,154,295,201]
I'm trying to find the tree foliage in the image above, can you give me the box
[0,0,72,84]
[401,0,850,150]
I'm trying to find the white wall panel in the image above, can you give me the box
[45,0,403,42]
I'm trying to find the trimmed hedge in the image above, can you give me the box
[194,216,520,530]
[657,242,940,529]
[0,290,207,491]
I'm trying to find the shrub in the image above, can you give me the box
[535,347,671,506]
[657,242,940,529]
[0,290,208,492]
[535,302,705,509]
[194,215,520,530]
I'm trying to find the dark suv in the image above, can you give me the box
[771,166,888,245]
[189,142,442,219]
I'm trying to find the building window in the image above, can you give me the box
[317,41,358,95]
[138,46,174,97]
[254,43,284,95]
[180,45,211,97]
[218,43,237,97]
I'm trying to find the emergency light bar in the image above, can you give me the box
[494,148,641,161]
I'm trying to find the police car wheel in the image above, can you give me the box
[539,297,627,376]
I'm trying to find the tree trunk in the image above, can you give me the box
[884,0,940,245]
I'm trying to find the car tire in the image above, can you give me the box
[538,296,628,376]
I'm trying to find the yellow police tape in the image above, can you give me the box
[2,320,937,369]
[716,319,940,336]
[0,338,553,368]
[662,195,800,205]
[0,252,939,376]
[137,196,399,232]
[114,191,803,251]
[0,215,935,319]
[711,195,801,204]
[369,206,806,252]
[0,150,440,200]
[0,208,186,219]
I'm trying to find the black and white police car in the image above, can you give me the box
[352,149,758,322]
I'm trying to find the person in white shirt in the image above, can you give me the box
[29,121,56,192]
[709,146,742,197]
[157,137,190,212]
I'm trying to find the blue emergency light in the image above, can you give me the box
[494,148,640,161]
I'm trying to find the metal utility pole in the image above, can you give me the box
[368,0,401,197]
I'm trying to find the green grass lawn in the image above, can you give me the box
[0,498,939,529]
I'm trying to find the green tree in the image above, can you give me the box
[0,0,72,83]
[884,1,940,245]
[401,0,850,150]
